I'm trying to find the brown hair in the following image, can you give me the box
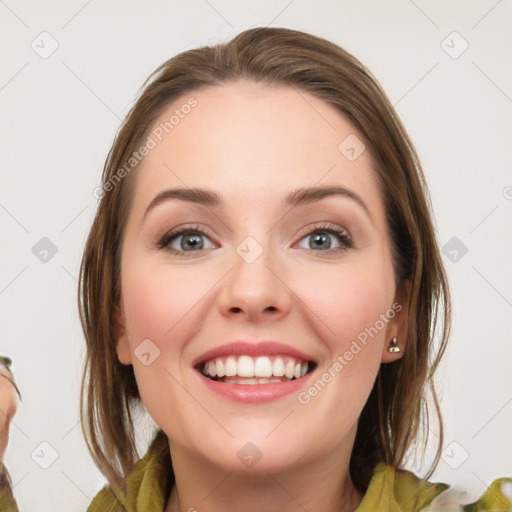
[78,26,450,493]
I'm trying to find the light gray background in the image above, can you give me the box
[1,0,511,510]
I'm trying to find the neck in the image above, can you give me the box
[165,434,364,512]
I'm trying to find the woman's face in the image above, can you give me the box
[115,80,406,474]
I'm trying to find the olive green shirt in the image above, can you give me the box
[1,450,511,511]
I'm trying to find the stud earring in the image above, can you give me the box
[388,337,400,353]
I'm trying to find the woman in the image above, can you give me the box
[1,27,510,511]
[80,26,511,511]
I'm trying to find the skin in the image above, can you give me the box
[0,365,18,463]
[114,80,408,512]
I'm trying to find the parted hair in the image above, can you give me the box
[78,26,450,493]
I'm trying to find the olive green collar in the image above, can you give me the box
[88,444,512,512]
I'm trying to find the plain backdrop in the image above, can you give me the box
[1,0,511,510]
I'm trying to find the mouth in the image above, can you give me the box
[195,355,317,385]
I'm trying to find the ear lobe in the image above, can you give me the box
[381,281,411,363]
[113,301,132,365]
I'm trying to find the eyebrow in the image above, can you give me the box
[142,184,372,222]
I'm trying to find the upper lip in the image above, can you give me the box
[193,341,316,367]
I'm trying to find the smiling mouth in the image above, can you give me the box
[196,354,317,385]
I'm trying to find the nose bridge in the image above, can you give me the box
[233,232,276,297]
[217,229,290,319]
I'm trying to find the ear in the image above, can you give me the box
[381,280,411,363]
[113,298,132,365]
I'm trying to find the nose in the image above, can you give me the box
[216,239,292,323]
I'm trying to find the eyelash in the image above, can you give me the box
[156,223,354,257]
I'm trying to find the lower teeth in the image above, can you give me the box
[216,376,295,384]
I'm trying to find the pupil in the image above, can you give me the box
[312,233,330,250]
[184,234,202,250]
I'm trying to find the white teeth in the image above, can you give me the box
[237,355,254,377]
[254,356,272,377]
[284,361,295,379]
[225,356,237,377]
[238,378,259,385]
[272,358,285,376]
[201,354,312,382]
[216,359,225,378]
[223,376,288,385]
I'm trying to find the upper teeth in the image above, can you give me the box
[201,355,309,380]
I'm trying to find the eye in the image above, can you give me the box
[156,222,354,257]
[296,223,353,255]
[156,224,216,257]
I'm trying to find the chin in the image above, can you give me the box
[183,425,318,476]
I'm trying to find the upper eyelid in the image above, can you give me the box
[163,222,350,237]
[296,222,351,237]
[162,225,216,242]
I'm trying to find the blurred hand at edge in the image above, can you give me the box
[0,364,20,463]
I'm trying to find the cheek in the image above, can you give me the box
[304,261,395,345]
[121,256,210,346]
[295,271,392,431]
[119,255,221,417]
[119,258,205,429]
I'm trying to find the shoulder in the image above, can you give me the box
[88,435,171,512]
[0,462,20,512]
[360,463,512,512]
[87,485,124,512]
[420,476,512,512]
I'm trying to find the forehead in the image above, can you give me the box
[129,80,383,221]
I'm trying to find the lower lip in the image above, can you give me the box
[197,371,315,403]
